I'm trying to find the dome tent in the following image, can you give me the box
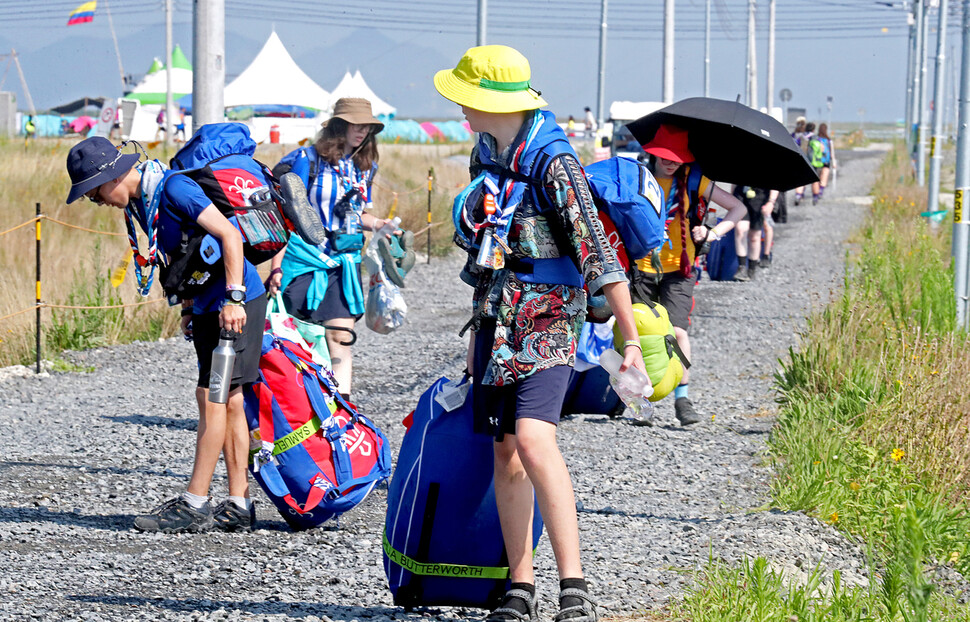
[125,45,192,105]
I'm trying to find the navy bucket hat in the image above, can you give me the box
[65,137,140,204]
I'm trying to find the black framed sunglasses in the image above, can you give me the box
[85,185,105,205]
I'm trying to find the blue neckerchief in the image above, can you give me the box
[457,110,565,248]
[124,160,165,297]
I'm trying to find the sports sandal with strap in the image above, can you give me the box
[484,588,539,622]
[554,587,598,622]
[377,230,416,287]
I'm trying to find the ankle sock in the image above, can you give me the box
[501,583,535,615]
[181,491,208,510]
[229,496,252,511]
[674,384,689,400]
[560,578,588,610]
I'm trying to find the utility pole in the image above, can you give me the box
[918,0,930,186]
[477,0,487,46]
[165,0,173,148]
[953,0,970,329]
[746,0,757,109]
[927,0,948,219]
[663,0,674,103]
[704,0,711,97]
[192,0,224,133]
[766,0,775,114]
[913,0,925,162]
[905,5,916,152]
[597,0,608,126]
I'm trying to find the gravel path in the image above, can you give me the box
[0,149,882,621]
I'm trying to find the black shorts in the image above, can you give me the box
[745,202,765,230]
[282,267,363,324]
[471,321,572,441]
[630,271,694,330]
[192,295,267,389]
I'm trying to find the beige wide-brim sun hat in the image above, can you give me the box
[325,97,384,133]
[434,45,548,114]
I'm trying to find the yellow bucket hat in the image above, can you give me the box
[434,45,547,114]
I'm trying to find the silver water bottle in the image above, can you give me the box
[208,330,236,404]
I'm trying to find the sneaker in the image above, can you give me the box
[555,587,598,622]
[213,500,256,532]
[761,253,772,269]
[278,172,327,246]
[486,587,539,621]
[733,265,749,282]
[674,397,703,426]
[133,496,213,533]
[747,266,757,281]
[794,193,802,206]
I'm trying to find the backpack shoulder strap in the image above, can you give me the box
[685,165,705,227]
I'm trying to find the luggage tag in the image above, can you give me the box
[434,378,470,412]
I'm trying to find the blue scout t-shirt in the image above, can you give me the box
[154,173,265,313]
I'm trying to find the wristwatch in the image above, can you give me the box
[225,288,246,304]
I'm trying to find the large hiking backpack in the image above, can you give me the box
[808,137,825,168]
[243,334,392,531]
[383,377,544,610]
[613,301,688,401]
[584,156,667,262]
[168,123,291,266]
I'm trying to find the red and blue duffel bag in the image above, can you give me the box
[243,334,392,531]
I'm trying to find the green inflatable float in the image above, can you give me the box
[612,301,690,402]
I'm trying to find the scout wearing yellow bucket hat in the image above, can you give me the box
[433,45,547,113]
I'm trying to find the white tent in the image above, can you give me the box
[329,70,396,118]
[224,31,331,111]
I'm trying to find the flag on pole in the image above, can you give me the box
[67,1,97,26]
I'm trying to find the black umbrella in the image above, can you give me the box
[626,97,818,191]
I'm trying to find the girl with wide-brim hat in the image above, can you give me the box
[268,97,411,401]
[436,44,646,622]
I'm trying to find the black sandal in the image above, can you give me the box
[485,587,539,622]
[554,587,597,622]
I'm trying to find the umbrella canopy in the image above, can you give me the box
[626,97,818,191]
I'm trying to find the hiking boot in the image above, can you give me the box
[279,172,327,246]
[133,496,213,533]
[213,500,256,532]
[733,265,749,282]
[761,253,772,269]
[747,259,759,281]
[674,397,703,426]
[378,230,416,288]
[486,587,539,622]
[555,587,598,622]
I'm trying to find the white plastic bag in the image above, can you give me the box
[363,244,407,334]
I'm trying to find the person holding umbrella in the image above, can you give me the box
[633,123,746,425]
[435,44,645,622]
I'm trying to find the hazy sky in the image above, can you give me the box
[0,0,953,123]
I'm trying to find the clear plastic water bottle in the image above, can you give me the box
[377,216,402,239]
[208,331,236,404]
[599,348,653,417]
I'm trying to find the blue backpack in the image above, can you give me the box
[383,377,544,610]
[584,157,667,261]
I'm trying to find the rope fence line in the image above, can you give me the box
[412,220,448,237]
[0,298,168,324]
[0,215,124,239]
[0,216,40,238]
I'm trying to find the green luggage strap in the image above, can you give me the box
[248,398,338,463]
[383,530,525,580]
